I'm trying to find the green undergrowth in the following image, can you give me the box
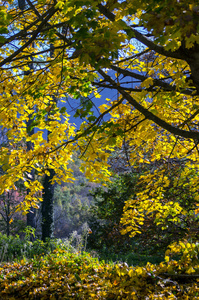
[1,242,199,299]
[97,247,164,266]
[0,232,164,267]
[0,232,74,263]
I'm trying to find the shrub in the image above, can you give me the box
[1,241,199,299]
[0,232,74,262]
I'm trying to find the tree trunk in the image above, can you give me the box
[6,192,10,237]
[41,169,55,241]
[26,113,36,241]
[41,44,56,242]
[18,0,36,238]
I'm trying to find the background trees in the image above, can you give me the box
[0,188,26,236]
[87,172,139,253]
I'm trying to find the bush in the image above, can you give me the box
[1,243,199,299]
[88,172,140,254]
[96,245,164,266]
[0,232,74,262]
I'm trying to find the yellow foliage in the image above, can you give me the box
[1,247,199,299]
[0,0,198,237]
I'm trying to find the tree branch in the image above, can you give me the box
[97,4,186,60]
[0,8,52,48]
[111,65,195,96]
[7,45,66,63]
[0,6,58,68]
[131,28,186,60]
[47,97,125,154]
[98,68,199,140]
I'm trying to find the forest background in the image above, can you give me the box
[0,0,199,298]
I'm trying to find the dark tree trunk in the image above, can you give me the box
[41,169,55,242]
[27,206,36,229]
[22,30,36,239]
[26,170,36,230]
[6,192,10,237]
[6,218,10,237]
[41,44,56,242]
[26,126,36,241]
[18,0,25,11]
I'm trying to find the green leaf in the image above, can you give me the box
[60,106,67,114]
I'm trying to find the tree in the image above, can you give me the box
[88,172,140,253]
[0,0,199,241]
[121,158,199,252]
[0,188,26,236]
[41,45,57,242]
[53,155,93,238]
[41,168,55,241]
[0,128,27,236]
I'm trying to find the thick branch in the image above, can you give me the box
[131,28,186,60]
[97,4,186,60]
[111,65,195,96]
[98,69,199,140]
[160,273,199,281]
